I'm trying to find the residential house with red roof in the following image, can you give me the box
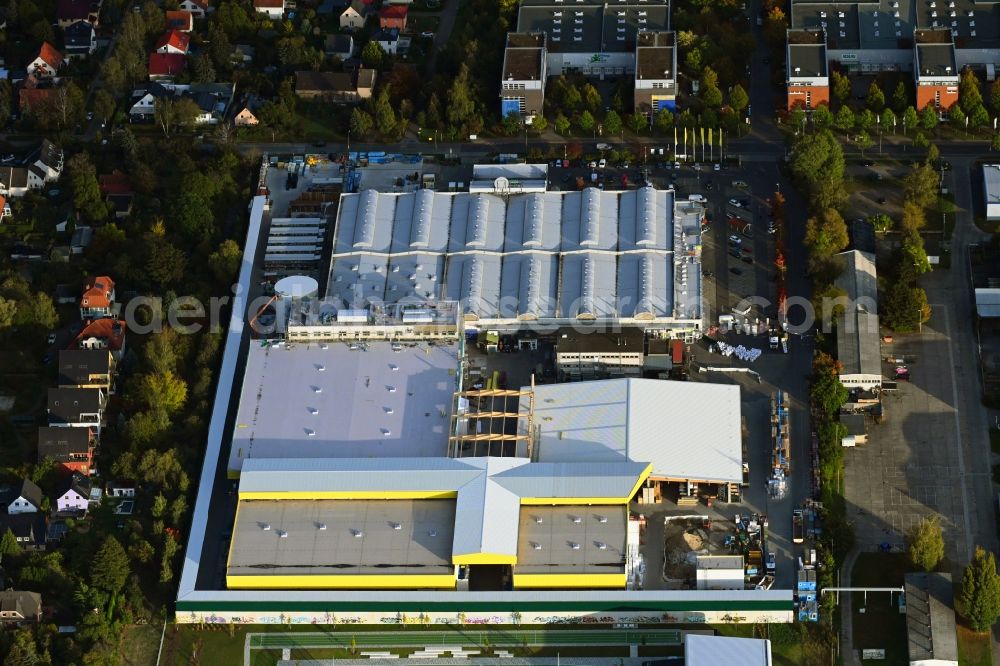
[38,427,95,476]
[253,0,285,19]
[0,195,10,224]
[165,10,194,32]
[155,30,190,55]
[98,171,134,219]
[72,318,126,361]
[378,4,407,30]
[80,276,115,320]
[178,0,208,18]
[57,0,101,28]
[29,43,63,78]
[148,52,186,80]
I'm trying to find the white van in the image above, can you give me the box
[688,194,707,203]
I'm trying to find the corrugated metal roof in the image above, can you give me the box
[527,379,744,483]
[685,634,771,666]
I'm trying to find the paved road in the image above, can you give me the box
[248,629,682,649]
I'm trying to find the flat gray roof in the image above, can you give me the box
[516,506,626,575]
[788,43,827,77]
[984,164,1000,205]
[916,42,957,77]
[905,572,958,663]
[834,250,881,379]
[516,0,670,53]
[228,340,459,474]
[524,378,744,483]
[503,46,544,81]
[685,634,771,666]
[228,499,456,577]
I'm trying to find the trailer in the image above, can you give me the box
[792,509,804,544]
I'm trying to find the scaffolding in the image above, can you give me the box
[448,388,535,459]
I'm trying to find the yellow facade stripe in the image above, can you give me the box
[226,574,458,590]
[452,553,518,565]
[239,490,459,501]
[519,496,629,506]
[512,573,627,589]
[626,463,654,502]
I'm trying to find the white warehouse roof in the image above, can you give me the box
[685,634,772,666]
[523,378,744,484]
[327,187,702,326]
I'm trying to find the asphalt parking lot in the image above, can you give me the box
[844,316,973,559]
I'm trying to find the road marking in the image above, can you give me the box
[938,304,974,561]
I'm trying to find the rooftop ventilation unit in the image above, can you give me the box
[571,516,582,524]
[596,542,608,550]
[352,529,364,537]
[570,542,581,550]
[278,530,288,538]
[429,530,437,537]
[262,523,271,531]
[391,522,402,530]
[535,516,544,524]
[598,516,608,523]
[532,542,543,550]
[318,523,327,530]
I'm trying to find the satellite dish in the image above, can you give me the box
[494,176,510,194]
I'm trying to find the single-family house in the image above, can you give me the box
[253,0,285,19]
[58,349,115,393]
[71,225,93,255]
[0,514,47,550]
[165,10,194,32]
[55,473,92,515]
[0,140,62,199]
[29,43,63,79]
[80,275,115,320]
[148,52,186,79]
[37,426,95,476]
[356,68,377,97]
[178,0,208,18]
[99,171,134,219]
[154,30,190,55]
[129,82,234,124]
[324,33,354,61]
[48,387,105,432]
[107,480,136,498]
[378,4,407,30]
[72,318,126,360]
[374,28,400,55]
[340,0,370,30]
[57,0,101,28]
[234,105,259,126]
[0,590,42,625]
[231,44,255,66]
[63,21,96,60]
[295,70,375,103]
[4,479,42,515]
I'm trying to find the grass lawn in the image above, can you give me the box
[852,553,910,665]
[121,624,162,666]
[714,623,802,665]
[957,624,992,666]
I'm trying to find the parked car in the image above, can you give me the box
[741,255,753,264]
[729,249,741,258]
[598,158,607,168]
[730,267,743,275]
[732,180,749,189]
[728,198,744,208]
[46,333,56,344]
[421,31,435,38]
[713,163,721,171]
[729,235,742,243]
[588,161,597,169]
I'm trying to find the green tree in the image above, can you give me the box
[603,110,623,136]
[373,88,396,136]
[360,41,385,70]
[653,109,673,135]
[960,67,983,113]
[866,81,885,111]
[883,282,930,331]
[812,104,833,130]
[92,536,130,594]
[93,88,116,123]
[151,493,167,519]
[729,84,749,114]
[530,114,547,132]
[880,108,897,132]
[869,213,893,233]
[67,151,108,223]
[834,105,855,131]
[971,104,990,128]
[561,84,582,112]
[193,53,216,83]
[789,107,806,133]
[627,113,645,133]
[991,78,1000,112]
[577,110,595,133]
[950,105,967,129]
[921,105,939,130]
[855,131,873,156]
[789,130,846,208]
[908,516,945,572]
[892,81,908,113]
[0,528,20,556]
[0,297,15,331]
[171,495,188,527]
[960,546,1000,632]
[554,113,571,135]
[581,84,602,114]
[904,162,939,208]
[805,209,850,262]
[993,132,1000,152]
[349,108,373,139]
[810,352,848,416]
[856,108,875,133]
[208,239,242,286]
[446,64,477,132]
[914,130,930,148]
[903,106,919,133]
[134,371,188,414]
[831,71,851,102]
[5,629,41,666]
